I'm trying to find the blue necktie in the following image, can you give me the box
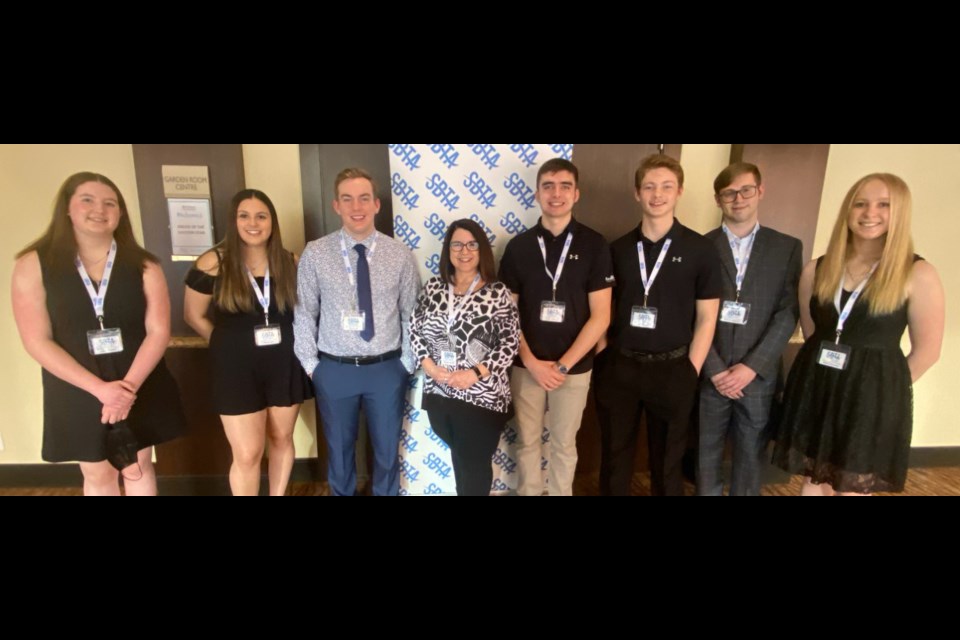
[354,244,375,342]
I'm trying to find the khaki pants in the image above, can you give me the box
[510,366,592,496]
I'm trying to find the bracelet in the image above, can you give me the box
[471,365,483,379]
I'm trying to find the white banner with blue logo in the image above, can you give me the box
[388,144,575,495]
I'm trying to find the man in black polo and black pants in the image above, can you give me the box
[595,154,722,496]
[499,158,614,496]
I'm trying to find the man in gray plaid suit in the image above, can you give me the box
[698,163,802,496]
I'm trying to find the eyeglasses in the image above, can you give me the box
[450,241,480,252]
[718,185,759,203]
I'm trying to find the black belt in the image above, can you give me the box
[619,344,688,363]
[319,349,402,366]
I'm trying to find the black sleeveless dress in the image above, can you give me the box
[772,257,920,493]
[38,246,186,462]
[185,263,313,416]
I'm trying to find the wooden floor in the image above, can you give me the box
[570,466,960,496]
[3,466,959,496]
[757,466,960,497]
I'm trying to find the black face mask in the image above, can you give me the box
[105,421,140,477]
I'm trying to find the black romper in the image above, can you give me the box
[38,246,186,462]
[185,261,313,416]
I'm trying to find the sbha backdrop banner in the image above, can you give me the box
[387,144,575,495]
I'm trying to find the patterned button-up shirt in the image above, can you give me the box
[294,230,421,374]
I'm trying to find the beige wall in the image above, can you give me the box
[678,143,731,234]
[241,144,307,255]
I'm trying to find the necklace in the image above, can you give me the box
[845,263,872,283]
[454,279,479,295]
[79,252,108,268]
[245,258,268,273]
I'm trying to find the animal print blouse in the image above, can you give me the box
[410,277,520,413]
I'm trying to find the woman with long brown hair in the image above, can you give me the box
[11,172,186,495]
[773,174,945,495]
[410,218,520,495]
[184,189,312,496]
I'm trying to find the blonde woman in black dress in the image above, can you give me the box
[773,174,944,495]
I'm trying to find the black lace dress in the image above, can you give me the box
[772,258,920,493]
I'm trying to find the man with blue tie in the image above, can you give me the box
[294,168,420,496]
[698,162,802,496]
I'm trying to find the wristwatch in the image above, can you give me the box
[556,362,569,374]
[471,365,486,379]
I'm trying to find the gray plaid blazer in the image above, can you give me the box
[703,225,802,382]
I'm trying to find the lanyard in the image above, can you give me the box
[636,238,672,307]
[832,263,878,343]
[75,240,118,330]
[339,230,378,288]
[722,223,759,301]
[537,232,573,301]
[245,264,271,325]
[447,274,482,331]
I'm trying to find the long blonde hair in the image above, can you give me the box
[814,173,914,316]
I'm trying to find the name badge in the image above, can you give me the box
[720,301,751,325]
[254,324,282,347]
[817,341,851,371]
[540,301,566,323]
[341,311,366,332]
[440,350,457,367]
[87,328,123,356]
[630,306,658,330]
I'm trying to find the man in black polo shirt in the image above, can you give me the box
[595,154,722,496]
[499,158,614,496]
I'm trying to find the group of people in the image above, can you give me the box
[11,154,945,496]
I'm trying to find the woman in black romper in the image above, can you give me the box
[184,190,312,496]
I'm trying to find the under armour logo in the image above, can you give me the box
[672,257,683,263]
[567,254,579,260]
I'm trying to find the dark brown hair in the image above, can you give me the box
[211,189,298,314]
[439,218,497,285]
[537,158,579,187]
